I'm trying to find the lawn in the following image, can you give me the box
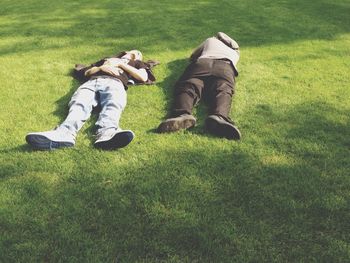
[0,0,349,262]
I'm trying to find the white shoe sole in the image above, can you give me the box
[26,134,74,150]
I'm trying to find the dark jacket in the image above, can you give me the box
[73,51,159,87]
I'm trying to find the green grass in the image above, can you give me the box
[1,0,349,262]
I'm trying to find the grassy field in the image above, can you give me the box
[0,0,349,262]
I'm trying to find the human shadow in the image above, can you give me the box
[52,77,78,122]
[155,58,187,118]
[0,144,34,155]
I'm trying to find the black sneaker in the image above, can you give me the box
[94,129,135,150]
[205,115,241,140]
[157,114,196,133]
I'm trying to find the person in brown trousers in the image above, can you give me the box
[157,32,241,140]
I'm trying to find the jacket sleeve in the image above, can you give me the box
[129,60,160,85]
[72,58,107,82]
[144,60,160,83]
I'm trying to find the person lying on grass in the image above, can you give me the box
[26,50,157,150]
[157,32,241,140]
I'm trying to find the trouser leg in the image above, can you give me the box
[59,80,98,136]
[95,79,127,134]
[208,77,235,123]
[172,78,205,117]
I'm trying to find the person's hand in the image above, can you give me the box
[105,58,126,68]
[99,65,122,76]
[84,66,100,76]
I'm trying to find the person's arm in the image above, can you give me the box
[84,66,101,77]
[117,63,148,82]
[189,41,205,62]
[73,58,107,81]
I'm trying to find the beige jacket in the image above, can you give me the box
[190,36,240,76]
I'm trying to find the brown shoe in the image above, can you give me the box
[157,114,196,133]
[205,115,241,140]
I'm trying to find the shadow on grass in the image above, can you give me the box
[1,101,349,262]
[0,144,34,154]
[155,58,186,120]
[53,78,78,122]
[0,0,349,57]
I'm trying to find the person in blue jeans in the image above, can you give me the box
[26,50,155,150]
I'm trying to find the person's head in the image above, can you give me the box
[122,50,143,61]
[216,32,239,52]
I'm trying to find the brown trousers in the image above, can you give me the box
[172,58,236,123]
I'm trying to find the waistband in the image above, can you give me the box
[199,58,238,76]
[89,75,122,82]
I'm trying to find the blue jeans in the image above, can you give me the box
[59,76,127,136]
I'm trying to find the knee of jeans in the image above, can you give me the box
[109,94,127,109]
[69,88,97,107]
[68,98,97,109]
[68,101,91,112]
[108,100,127,110]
